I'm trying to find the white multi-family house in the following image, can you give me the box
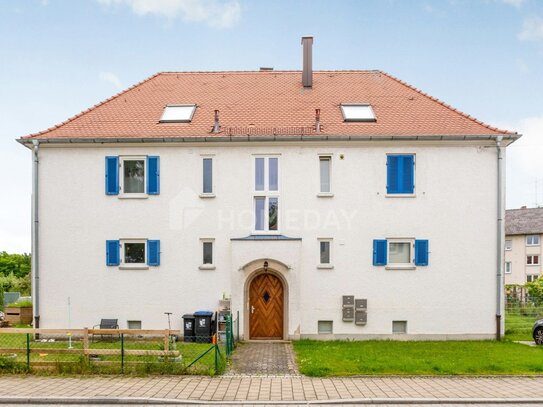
[19,37,519,340]
[505,207,543,285]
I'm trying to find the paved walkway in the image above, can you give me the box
[226,342,299,376]
[1,375,543,404]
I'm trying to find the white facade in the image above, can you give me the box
[35,140,500,339]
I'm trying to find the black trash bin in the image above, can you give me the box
[194,310,214,343]
[182,314,195,343]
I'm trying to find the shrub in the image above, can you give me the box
[7,299,32,308]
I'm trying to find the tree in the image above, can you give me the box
[0,252,31,278]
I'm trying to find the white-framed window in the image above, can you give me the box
[505,239,512,251]
[527,235,540,246]
[527,255,540,265]
[199,238,215,270]
[253,156,280,233]
[505,261,512,274]
[120,156,146,196]
[318,238,333,269]
[201,156,214,196]
[340,103,376,122]
[319,155,332,195]
[527,274,539,283]
[159,104,196,123]
[121,239,146,266]
[388,239,413,266]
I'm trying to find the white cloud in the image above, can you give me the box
[99,71,123,90]
[96,0,241,28]
[518,16,543,41]
[501,0,525,8]
[502,116,543,208]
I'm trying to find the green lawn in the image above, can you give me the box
[505,313,537,341]
[293,340,543,376]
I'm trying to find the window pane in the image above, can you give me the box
[505,262,512,273]
[320,241,330,264]
[269,197,278,231]
[255,197,265,230]
[269,158,278,191]
[203,242,213,264]
[389,242,411,264]
[125,243,145,264]
[536,256,540,264]
[255,158,265,191]
[505,240,512,250]
[320,157,330,193]
[124,160,145,193]
[203,158,213,193]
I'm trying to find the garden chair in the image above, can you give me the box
[91,318,119,342]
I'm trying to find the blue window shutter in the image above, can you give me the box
[415,239,429,266]
[373,239,387,266]
[147,156,160,195]
[401,155,414,193]
[147,240,160,266]
[106,240,120,266]
[105,156,119,195]
[386,156,399,194]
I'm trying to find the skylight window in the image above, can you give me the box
[340,104,376,122]
[159,104,196,123]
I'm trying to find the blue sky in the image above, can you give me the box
[1,0,543,252]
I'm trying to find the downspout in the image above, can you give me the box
[31,140,40,329]
[496,136,504,340]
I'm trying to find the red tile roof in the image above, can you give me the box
[21,70,516,140]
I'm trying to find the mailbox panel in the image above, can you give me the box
[355,299,367,310]
[355,310,367,325]
[342,307,354,321]
[342,295,354,308]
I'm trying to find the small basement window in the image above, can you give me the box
[159,104,196,123]
[392,320,407,334]
[340,104,376,122]
[127,320,142,329]
[318,320,333,334]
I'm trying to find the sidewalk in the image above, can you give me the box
[1,375,543,404]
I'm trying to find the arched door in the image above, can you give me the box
[249,273,284,339]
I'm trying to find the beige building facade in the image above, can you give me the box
[505,207,543,285]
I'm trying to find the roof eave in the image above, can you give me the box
[17,133,521,146]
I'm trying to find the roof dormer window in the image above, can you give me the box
[159,104,196,123]
[340,104,376,122]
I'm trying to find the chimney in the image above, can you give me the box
[301,36,313,88]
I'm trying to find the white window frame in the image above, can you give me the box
[317,238,334,269]
[119,156,147,199]
[159,104,197,123]
[527,255,540,266]
[386,239,415,270]
[318,154,333,197]
[527,274,539,283]
[505,261,512,274]
[505,239,512,251]
[527,235,540,246]
[340,103,376,122]
[200,154,215,198]
[199,238,215,270]
[252,155,280,234]
[120,239,148,269]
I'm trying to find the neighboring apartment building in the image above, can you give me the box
[505,207,543,285]
[18,38,519,340]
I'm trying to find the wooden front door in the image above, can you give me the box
[249,273,284,339]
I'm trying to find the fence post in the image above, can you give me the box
[214,344,218,374]
[236,310,239,343]
[26,333,30,370]
[121,333,124,374]
[82,327,89,356]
